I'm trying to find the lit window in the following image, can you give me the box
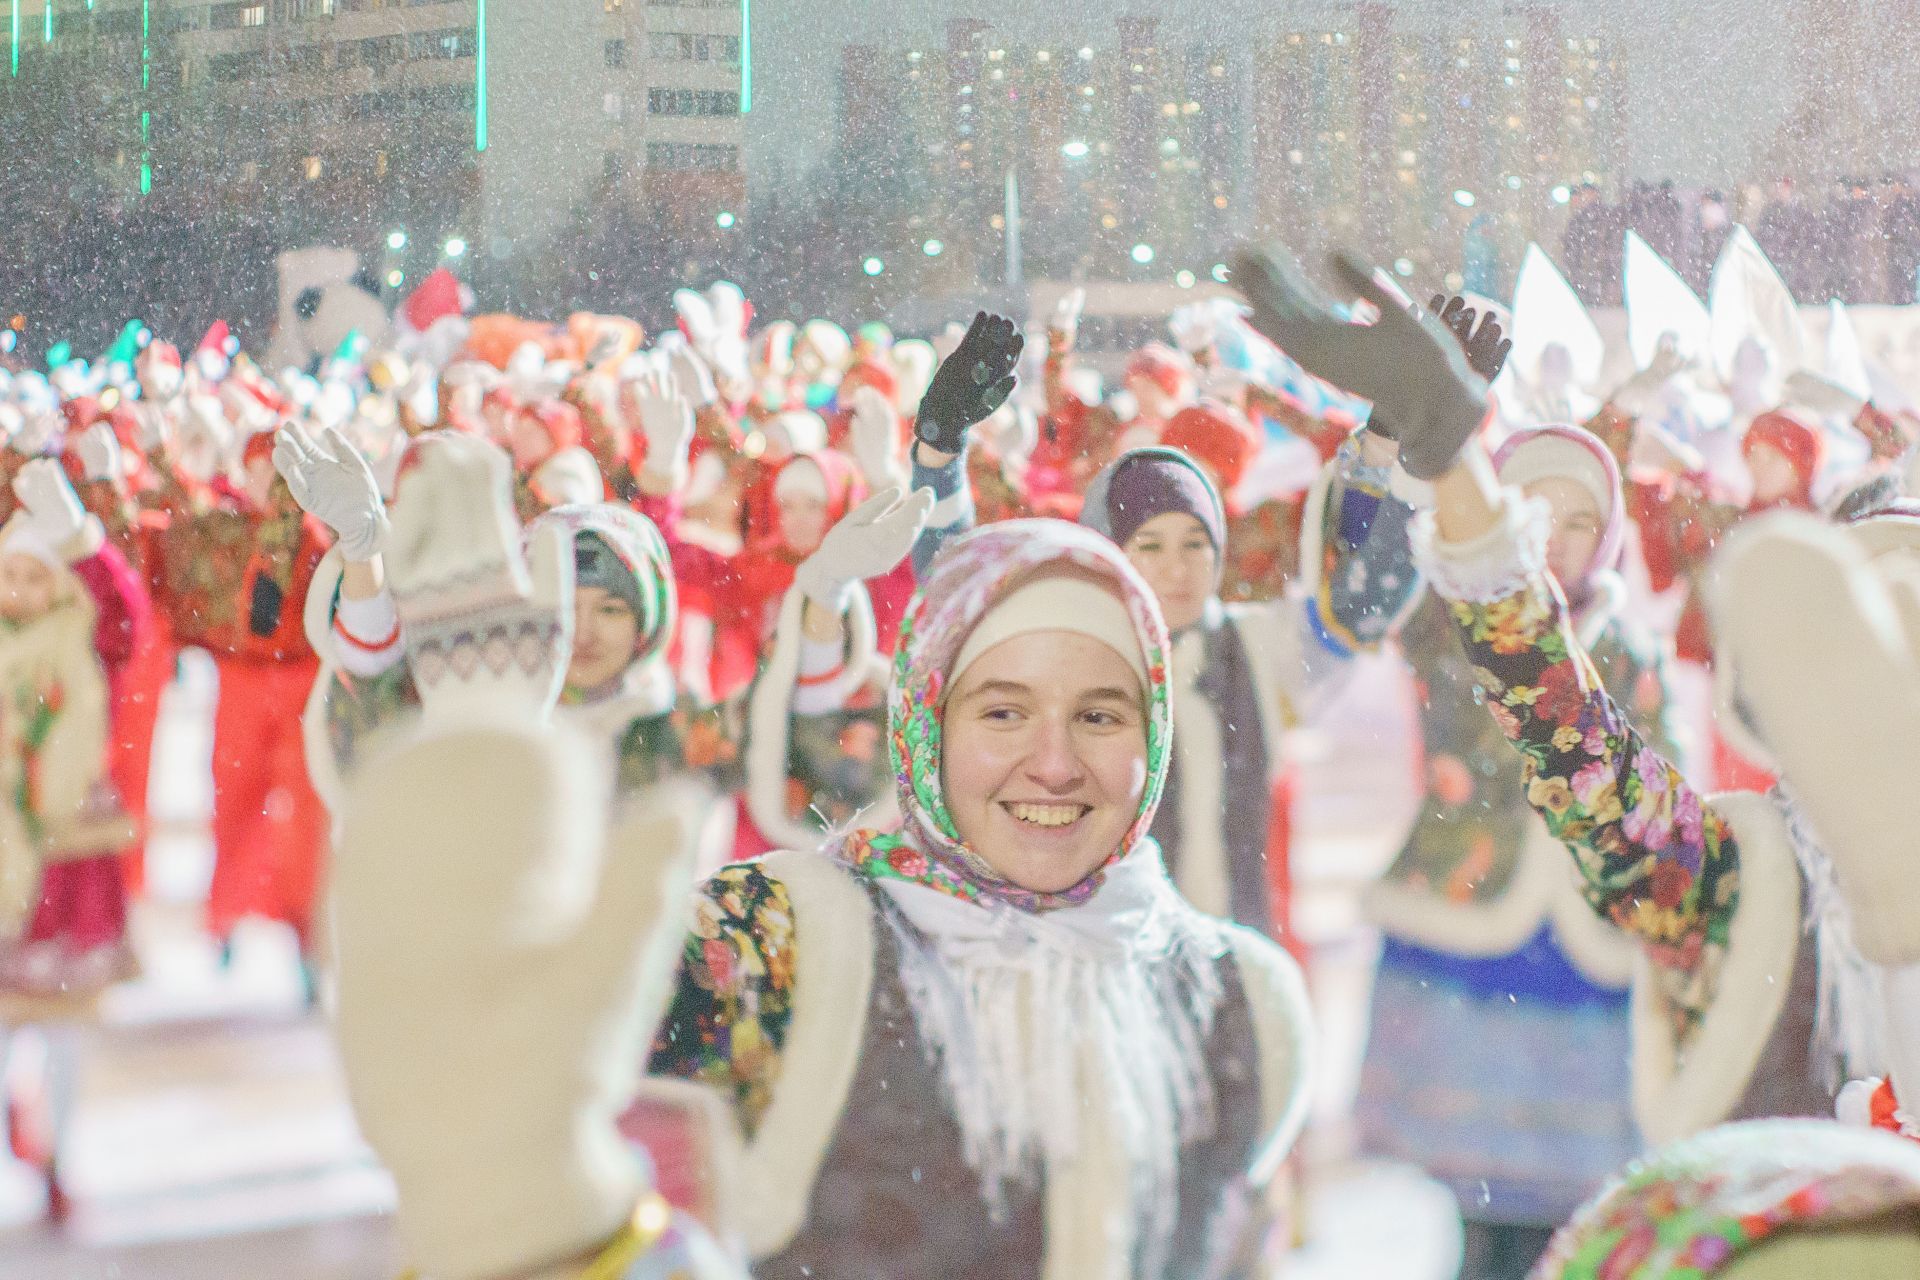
[304,155,323,180]
[242,4,265,26]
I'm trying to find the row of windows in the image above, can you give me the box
[606,35,739,68]
[201,27,471,80]
[646,88,738,116]
[645,142,739,171]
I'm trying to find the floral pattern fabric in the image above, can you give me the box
[1444,573,1740,1041]
[1537,1119,1920,1279]
[648,862,796,1136]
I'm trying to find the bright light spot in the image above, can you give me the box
[1550,184,1572,205]
[922,239,944,257]
[386,230,407,251]
[1444,271,1465,291]
[716,210,736,229]
[1452,189,1476,207]
[1061,139,1090,159]
[443,237,468,257]
[1078,46,1093,60]
[1210,263,1231,284]
[862,257,884,276]
[1159,137,1179,156]
[1130,243,1155,265]
[1175,270,1196,289]
[1394,258,1415,277]
[1504,175,1522,190]
[385,269,405,288]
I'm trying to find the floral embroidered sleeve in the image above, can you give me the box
[1445,571,1739,1039]
[647,863,796,1138]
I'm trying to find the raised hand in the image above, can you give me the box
[914,312,1024,456]
[272,420,391,563]
[332,717,729,1280]
[75,422,124,484]
[1427,294,1513,383]
[848,386,906,491]
[382,432,573,722]
[792,486,936,614]
[1049,288,1086,349]
[1235,247,1489,480]
[629,370,695,490]
[12,457,91,552]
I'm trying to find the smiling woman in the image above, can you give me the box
[644,518,1314,1280]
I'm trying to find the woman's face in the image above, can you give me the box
[1123,512,1216,633]
[1525,476,1604,587]
[0,553,56,623]
[942,629,1149,894]
[567,585,640,691]
[777,477,831,557]
[508,414,554,471]
[1746,441,1801,506]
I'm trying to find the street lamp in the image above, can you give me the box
[1130,243,1155,265]
[922,239,944,257]
[387,230,408,251]
[716,211,736,229]
[386,269,405,288]
[1061,139,1090,159]
[1452,189,1476,208]
[862,257,884,276]
[444,236,469,258]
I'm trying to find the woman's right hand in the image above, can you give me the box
[273,420,391,563]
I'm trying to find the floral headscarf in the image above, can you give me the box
[838,520,1173,913]
[528,503,677,669]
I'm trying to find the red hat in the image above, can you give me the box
[841,359,899,405]
[242,429,278,468]
[1125,343,1191,402]
[1742,410,1823,502]
[1161,400,1258,495]
[402,267,467,333]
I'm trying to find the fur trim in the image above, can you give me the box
[1409,490,1552,605]
[54,515,106,566]
[1224,605,1304,746]
[1630,789,1803,1146]
[1167,628,1231,918]
[1367,819,1638,989]
[303,546,351,669]
[736,849,875,1259]
[621,1075,744,1242]
[743,584,891,851]
[1222,926,1314,1188]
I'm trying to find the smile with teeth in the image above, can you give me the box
[1004,802,1090,829]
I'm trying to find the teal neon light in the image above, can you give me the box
[138,0,150,193]
[43,0,50,43]
[474,0,487,151]
[738,0,750,113]
[11,2,18,77]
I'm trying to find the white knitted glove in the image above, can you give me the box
[662,338,719,409]
[630,372,694,490]
[272,421,391,563]
[12,458,93,555]
[383,433,573,723]
[74,423,124,483]
[333,717,714,1280]
[847,386,905,491]
[1712,511,1920,969]
[791,486,934,614]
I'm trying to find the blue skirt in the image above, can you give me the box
[1355,925,1641,1226]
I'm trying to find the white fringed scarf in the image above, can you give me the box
[875,843,1229,1280]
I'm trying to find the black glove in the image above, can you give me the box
[914,311,1023,455]
[1428,294,1513,383]
[1235,246,1489,481]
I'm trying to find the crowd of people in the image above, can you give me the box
[0,221,1918,1280]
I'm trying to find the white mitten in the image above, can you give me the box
[75,422,123,483]
[1712,511,1920,967]
[273,421,391,562]
[1609,344,1691,420]
[12,457,97,557]
[630,373,694,489]
[1049,287,1086,347]
[383,433,573,723]
[847,386,905,490]
[1782,369,1870,421]
[666,342,719,410]
[791,486,934,614]
[1168,300,1217,355]
[333,718,730,1280]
